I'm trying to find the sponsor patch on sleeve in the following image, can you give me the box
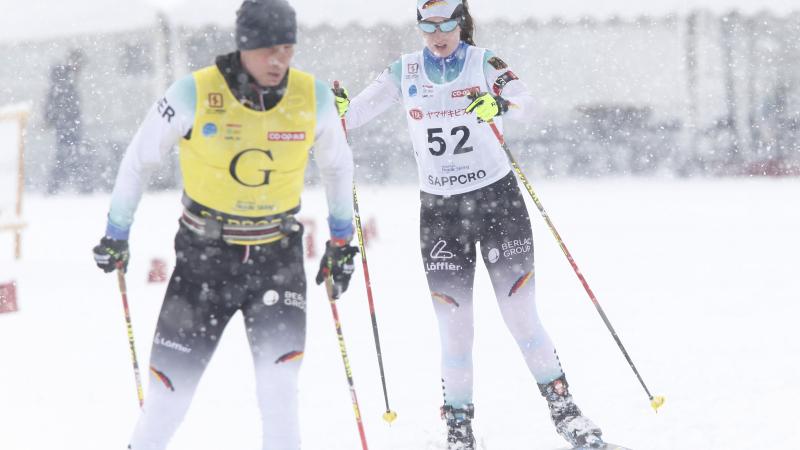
[492,70,520,95]
[487,56,509,70]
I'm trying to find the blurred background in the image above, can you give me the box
[1,0,799,193]
[1,4,799,449]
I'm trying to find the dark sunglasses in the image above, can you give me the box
[418,18,460,34]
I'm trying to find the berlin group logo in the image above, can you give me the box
[263,290,280,306]
[487,248,500,264]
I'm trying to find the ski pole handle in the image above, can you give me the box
[333,80,349,141]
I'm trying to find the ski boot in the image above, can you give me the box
[441,403,476,450]
[539,376,604,448]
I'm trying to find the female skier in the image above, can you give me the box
[335,0,604,448]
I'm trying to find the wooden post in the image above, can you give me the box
[14,113,26,259]
[0,107,28,260]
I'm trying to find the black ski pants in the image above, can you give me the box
[129,223,307,450]
[419,171,564,409]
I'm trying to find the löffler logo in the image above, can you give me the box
[154,332,192,354]
[426,260,463,272]
[430,240,455,259]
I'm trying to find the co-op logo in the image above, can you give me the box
[409,108,424,121]
[229,148,274,187]
[452,86,481,98]
[268,131,306,142]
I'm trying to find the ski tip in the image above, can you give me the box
[382,410,398,424]
[650,395,666,412]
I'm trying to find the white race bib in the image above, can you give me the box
[401,46,510,195]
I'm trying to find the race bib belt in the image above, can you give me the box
[179,193,300,245]
[180,66,316,222]
[401,46,510,195]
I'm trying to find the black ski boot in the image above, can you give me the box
[441,403,476,450]
[539,376,604,448]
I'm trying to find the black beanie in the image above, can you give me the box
[235,0,297,50]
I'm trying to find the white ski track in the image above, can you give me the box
[422,437,488,450]
[554,444,631,450]
[3,180,800,450]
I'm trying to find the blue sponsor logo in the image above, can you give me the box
[409,84,418,98]
[202,122,218,137]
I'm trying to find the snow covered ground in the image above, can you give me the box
[1,178,799,450]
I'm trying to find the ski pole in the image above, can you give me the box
[324,264,370,450]
[116,263,144,408]
[485,120,665,412]
[352,185,397,423]
[334,80,398,424]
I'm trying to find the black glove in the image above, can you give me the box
[315,241,359,299]
[93,237,130,273]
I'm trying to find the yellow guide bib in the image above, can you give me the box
[180,66,316,218]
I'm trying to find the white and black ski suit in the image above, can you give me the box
[104,52,354,450]
[345,42,565,409]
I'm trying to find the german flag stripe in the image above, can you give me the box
[150,366,175,392]
[432,292,460,308]
[275,350,304,364]
[508,271,533,297]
